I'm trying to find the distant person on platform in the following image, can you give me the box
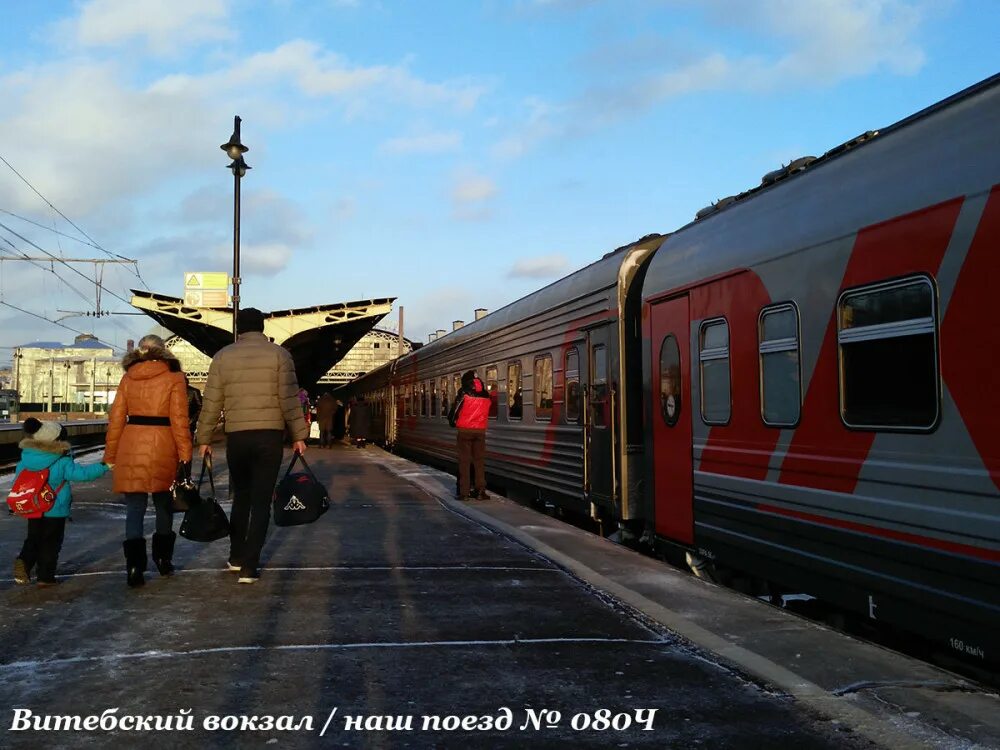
[348,396,371,448]
[447,370,491,500]
[316,392,337,448]
[195,308,308,584]
[104,334,193,587]
[185,376,203,437]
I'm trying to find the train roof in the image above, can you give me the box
[645,72,1000,296]
[403,232,665,364]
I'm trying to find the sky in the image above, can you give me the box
[0,0,996,361]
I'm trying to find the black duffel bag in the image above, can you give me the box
[179,457,230,543]
[273,451,329,527]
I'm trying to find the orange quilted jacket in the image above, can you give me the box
[104,352,193,494]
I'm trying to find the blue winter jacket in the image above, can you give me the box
[13,439,109,518]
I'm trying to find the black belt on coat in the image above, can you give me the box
[126,416,171,426]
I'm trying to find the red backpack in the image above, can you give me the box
[6,460,65,519]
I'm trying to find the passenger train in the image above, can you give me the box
[339,75,1000,666]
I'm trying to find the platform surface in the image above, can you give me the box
[0,443,995,749]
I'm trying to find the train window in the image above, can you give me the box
[759,304,801,427]
[534,356,553,421]
[591,344,608,428]
[440,376,449,417]
[403,385,411,417]
[420,382,427,417]
[838,277,938,430]
[431,381,439,417]
[565,348,580,423]
[507,362,523,420]
[699,319,731,425]
[485,366,498,419]
[659,335,681,427]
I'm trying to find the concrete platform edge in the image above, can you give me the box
[441,496,933,749]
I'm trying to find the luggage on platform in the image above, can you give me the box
[273,451,329,527]
[179,457,230,543]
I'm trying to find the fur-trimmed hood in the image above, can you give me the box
[18,438,71,455]
[122,346,181,372]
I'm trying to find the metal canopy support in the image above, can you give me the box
[128,290,396,389]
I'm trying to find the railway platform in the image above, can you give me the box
[0,443,997,749]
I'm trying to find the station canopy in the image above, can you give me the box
[129,290,395,390]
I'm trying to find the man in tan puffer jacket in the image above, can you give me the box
[195,308,308,583]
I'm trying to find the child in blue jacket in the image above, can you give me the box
[12,419,111,587]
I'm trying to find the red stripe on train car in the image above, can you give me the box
[941,185,1000,492]
[757,503,1000,564]
[778,197,963,493]
[691,271,775,480]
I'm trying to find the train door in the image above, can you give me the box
[585,325,616,511]
[649,296,694,544]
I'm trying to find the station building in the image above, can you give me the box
[10,334,122,413]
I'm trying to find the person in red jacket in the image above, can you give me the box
[448,370,491,500]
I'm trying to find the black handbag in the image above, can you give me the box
[179,457,230,543]
[169,462,200,513]
[273,451,330,527]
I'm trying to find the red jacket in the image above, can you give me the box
[450,378,490,431]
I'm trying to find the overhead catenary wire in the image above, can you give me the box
[0,238,96,308]
[0,208,104,250]
[0,234,139,341]
[0,152,150,290]
[0,221,132,307]
[0,300,122,352]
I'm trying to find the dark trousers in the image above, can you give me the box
[124,491,173,540]
[320,428,334,447]
[19,517,67,583]
[456,429,486,497]
[226,430,284,571]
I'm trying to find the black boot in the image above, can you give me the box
[123,538,147,588]
[151,532,176,576]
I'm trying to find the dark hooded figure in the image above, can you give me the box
[348,396,372,447]
[447,370,491,500]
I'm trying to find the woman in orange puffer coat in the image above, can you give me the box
[104,335,193,588]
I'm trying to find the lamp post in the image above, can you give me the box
[220,115,250,342]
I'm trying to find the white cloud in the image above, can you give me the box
[193,40,486,114]
[451,172,498,221]
[379,131,462,155]
[452,175,497,203]
[495,0,930,157]
[63,0,232,55]
[491,97,563,160]
[0,62,221,217]
[211,241,293,275]
[507,254,569,279]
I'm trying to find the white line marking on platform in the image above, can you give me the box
[0,564,557,583]
[0,637,668,671]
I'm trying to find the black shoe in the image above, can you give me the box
[151,532,176,576]
[123,538,147,588]
[475,491,489,501]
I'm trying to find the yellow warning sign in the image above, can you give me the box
[184,272,229,292]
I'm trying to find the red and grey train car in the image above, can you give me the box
[341,74,1000,664]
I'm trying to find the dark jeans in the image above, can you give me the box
[320,428,334,447]
[19,517,67,583]
[456,429,486,497]
[124,492,173,540]
[226,430,284,571]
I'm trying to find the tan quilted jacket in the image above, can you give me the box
[195,332,308,445]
